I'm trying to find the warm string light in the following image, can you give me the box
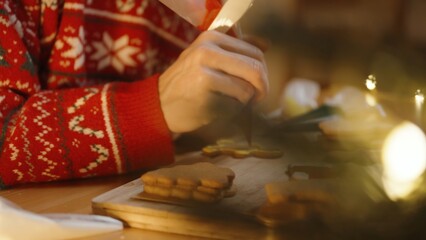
[365,75,377,91]
[382,122,426,201]
[415,89,424,127]
[365,74,378,107]
[364,78,426,201]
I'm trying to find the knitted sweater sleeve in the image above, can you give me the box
[0,0,198,188]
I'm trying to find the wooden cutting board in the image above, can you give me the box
[92,152,291,240]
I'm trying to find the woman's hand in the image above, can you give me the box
[159,31,269,133]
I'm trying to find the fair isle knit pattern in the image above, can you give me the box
[0,0,198,187]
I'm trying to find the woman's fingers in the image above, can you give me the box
[158,30,270,134]
[205,68,255,104]
[241,35,270,53]
[188,31,269,101]
[193,31,265,64]
[191,44,268,100]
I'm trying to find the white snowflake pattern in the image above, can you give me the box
[4,3,24,38]
[116,0,136,13]
[62,27,85,70]
[42,0,58,11]
[136,0,149,15]
[0,95,5,118]
[91,32,140,73]
[55,39,64,50]
[137,47,158,76]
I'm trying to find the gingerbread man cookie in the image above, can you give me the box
[140,162,236,203]
[202,139,283,159]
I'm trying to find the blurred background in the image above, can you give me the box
[240,0,426,122]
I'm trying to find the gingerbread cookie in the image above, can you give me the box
[256,201,320,227]
[257,179,339,227]
[140,162,236,203]
[265,180,339,205]
[141,162,234,188]
[202,139,283,159]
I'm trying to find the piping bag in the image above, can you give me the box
[159,0,255,145]
[0,197,122,240]
[159,0,254,34]
[158,0,222,31]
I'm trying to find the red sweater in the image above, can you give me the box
[0,0,198,188]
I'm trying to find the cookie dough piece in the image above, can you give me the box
[200,177,229,189]
[141,162,235,189]
[197,186,222,195]
[141,169,176,187]
[193,190,222,203]
[174,184,197,191]
[144,185,172,198]
[176,178,199,188]
[196,185,237,197]
[216,144,256,158]
[144,184,235,203]
[198,164,235,189]
[141,162,236,203]
[223,147,251,159]
[171,187,192,200]
[195,185,237,199]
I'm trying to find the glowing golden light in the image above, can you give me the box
[415,89,425,104]
[415,89,424,126]
[365,75,377,91]
[364,75,378,107]
[382,121,426,200]
[365,93,377,107]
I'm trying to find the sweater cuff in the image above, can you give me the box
[112,74,174,171]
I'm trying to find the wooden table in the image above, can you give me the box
[0,173,210,240]
[4,130,396,240]
[0,146,336,240]
[0,171,333,240]
[0,132,340,240]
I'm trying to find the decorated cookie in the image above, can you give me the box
[140,162,236,203]
[202,139,283,159]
